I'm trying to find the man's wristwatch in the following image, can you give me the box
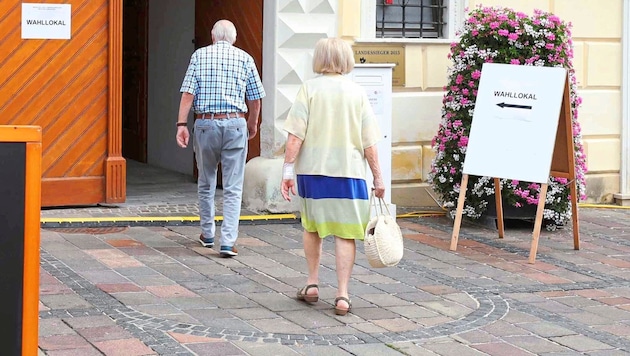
[176,122,187,127]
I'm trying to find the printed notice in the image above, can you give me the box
[22,3,71,39]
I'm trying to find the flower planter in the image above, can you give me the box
[481,195,538,229]
[428,6,587,229]
[483,195,537,219]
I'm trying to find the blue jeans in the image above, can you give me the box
[193,118,248,248]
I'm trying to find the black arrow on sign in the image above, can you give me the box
[496,102,532,110]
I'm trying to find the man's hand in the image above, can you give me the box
[248,123,258,140]
[176,126,189,148]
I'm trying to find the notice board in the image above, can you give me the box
[463,63,567,184]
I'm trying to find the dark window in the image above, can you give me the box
[376,0,446,38]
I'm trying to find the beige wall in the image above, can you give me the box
[338,0,624,206]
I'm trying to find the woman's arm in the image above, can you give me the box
[281,133,304,201]
[364,145,385,198]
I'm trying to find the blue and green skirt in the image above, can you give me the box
[297,175,369,240]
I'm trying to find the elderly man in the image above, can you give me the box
[176,19,265,257]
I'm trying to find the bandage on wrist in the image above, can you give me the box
[282,163,295,179]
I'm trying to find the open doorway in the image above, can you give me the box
[121,0,263,183]
[122,0,148,163]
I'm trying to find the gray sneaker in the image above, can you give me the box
[198,234,214,248]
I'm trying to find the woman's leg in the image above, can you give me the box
[334,236,356,309]
[302,230,322,297]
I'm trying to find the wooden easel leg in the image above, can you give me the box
[494,178,504,238]
[450,174,469,251]
[570,180,580,250]
[529,184,549,264]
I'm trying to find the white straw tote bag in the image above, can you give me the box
[364,190,404,268]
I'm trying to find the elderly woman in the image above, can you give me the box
[280,38,385,316]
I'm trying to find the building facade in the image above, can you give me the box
[1,0,627,208]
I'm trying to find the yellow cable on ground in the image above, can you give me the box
[39,203,629,226]
[40,213,299,224]
[578,203,630,209]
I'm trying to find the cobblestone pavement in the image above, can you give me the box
[37,162,630,355]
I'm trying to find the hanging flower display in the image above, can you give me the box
[429,6,587,229]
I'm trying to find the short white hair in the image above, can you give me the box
[312,38,355,74]
[212,20,237,44]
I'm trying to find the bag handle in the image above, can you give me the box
[369,189,391,217]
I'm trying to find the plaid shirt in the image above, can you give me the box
[180,41,265,114]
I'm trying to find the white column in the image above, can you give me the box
[616,0,630,203]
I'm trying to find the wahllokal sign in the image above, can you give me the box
[25,19,67,26]
[21,3,72,40]
[495,90,536,110]
[463,63,568,184]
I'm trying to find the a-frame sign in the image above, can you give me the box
[449,63,579,263]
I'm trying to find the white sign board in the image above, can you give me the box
[463,63,567,184]
[22,3,71,40]
[350,64,396,217]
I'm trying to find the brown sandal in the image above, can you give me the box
[297,284,319,303]
[334,296,352,316]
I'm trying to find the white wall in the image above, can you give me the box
[147,0,195,175]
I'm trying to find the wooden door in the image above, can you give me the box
[122,0,148,162]
[0,0,117,206]
[194,0,264,184]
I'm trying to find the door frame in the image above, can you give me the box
[105,0,126,203]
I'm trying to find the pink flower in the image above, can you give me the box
[526,197,539,205]
[471,70,482,79]
[510,59,520,65]
[490,22,500,29]
[549,15,561,24]
[508,33,519,41]
[498,29,509,36]
[456,74,464,84]
[545,43,555,50]
[555,177,568,184]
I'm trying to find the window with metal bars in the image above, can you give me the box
[376,0,446,38]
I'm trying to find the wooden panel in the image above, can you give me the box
[41,177,105,207]
[0,0,113,206]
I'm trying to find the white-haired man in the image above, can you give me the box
[176,19,265,257]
